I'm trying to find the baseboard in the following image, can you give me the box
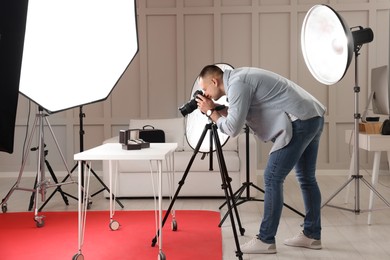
[0,170,104,178]
[256,169,390,176]
[1,169,389,178]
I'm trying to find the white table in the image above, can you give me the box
[73,142,177,259]
[345,130,390,224]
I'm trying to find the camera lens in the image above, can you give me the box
[179,99,197,116]
[178,90,204,117]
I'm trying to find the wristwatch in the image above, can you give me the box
[206,109,215,117]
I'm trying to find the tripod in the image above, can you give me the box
[321,44,390,213]
[28,146,78,212]
[49,106,124,209]
[218,125,305,226]
[151,122,245,260]
[1,106,76,227]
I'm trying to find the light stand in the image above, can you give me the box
[223,126,264,203]
[150,122,245,260]
[52,106,124,209]
[28,145,78,212]
[1,106,76,227]
[218,125,305,226]
[301,4,390,216]
[321,44,390,213]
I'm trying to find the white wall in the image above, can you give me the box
[1,0,390,176]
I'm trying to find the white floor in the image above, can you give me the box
[1,173,390,260]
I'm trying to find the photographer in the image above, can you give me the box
[196,65,326,254]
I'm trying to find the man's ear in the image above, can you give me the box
[211,77,218,87]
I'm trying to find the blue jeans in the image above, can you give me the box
[259,116,324,244]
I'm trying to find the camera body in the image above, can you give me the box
[179,90,204,117]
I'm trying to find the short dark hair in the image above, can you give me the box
[198,64,223,79]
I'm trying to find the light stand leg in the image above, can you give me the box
[64,106,124,209]
[29,108,78,212]
[150,123,244,260]
[36,156,76,211]
[219,125,304,227]
[1,107,76,220]
[1,114,39,213]
[219,125,264,206]
[322,49,390,215]
[32,108,46,226]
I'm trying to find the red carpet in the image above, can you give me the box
[0,210,222,260]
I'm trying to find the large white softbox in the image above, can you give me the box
[19,0,139,113]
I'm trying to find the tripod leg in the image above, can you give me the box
[38,159,70,211]
[151,124,209,247]
[29,176,38,211]
[212,124,243,259]
[213,125,245,233]
[2,115,39,212]
[28,109,78,217]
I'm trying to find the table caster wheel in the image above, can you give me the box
[34,215,45,228]
[109,219,120,231]
[1,203,7,213]
[158,251,166,260]
[72,253,84,260]
[171,219,177,231]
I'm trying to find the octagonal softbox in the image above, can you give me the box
[19,0,139,113]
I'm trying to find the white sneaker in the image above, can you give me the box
[284,232,322,249]
[240,236,276,254]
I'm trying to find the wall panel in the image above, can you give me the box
[111,56,141,119]
[375,10,390,67]
[147,15,178,117]
[259,13,290,77]
[184,14,214,97]
[221,14,252,66]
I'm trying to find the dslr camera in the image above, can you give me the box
[179,90,204,117]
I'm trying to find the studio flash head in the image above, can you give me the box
[179,90,204,117]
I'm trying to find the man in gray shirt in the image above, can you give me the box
[196,65,326,254]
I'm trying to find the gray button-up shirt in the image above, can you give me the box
[216,67,326,153]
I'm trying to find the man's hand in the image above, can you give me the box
[195,94,215,114]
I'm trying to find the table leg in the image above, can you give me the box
[158,160,163,256]
[78,161,83,255]
[74,161,87,259]
[109,160,112,220]
[368,151,381,224]
[109,160,120,231]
